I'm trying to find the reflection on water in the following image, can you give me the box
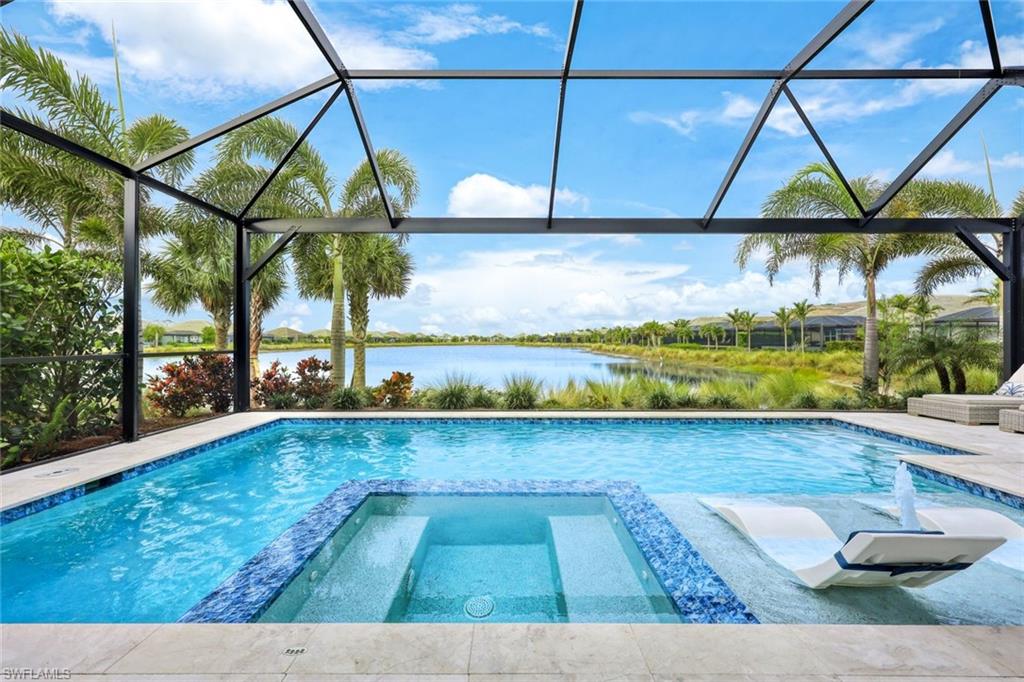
[143,344,757,389]
[606,360,759,387]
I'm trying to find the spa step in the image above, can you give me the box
[291,514,428,622]
[549,515,661,622]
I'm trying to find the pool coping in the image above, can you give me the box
[2,411,1021,523]
[179,480,758,625]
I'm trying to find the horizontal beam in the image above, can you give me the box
[246,216,1014,235]
[0,352,122,367]
[342,68,1016,81]
[955,226,1012,281]
[134,74,341,172]
[1,109,238,222]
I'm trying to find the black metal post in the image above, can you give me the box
[122,179,141,441]
[234,223,251,412]
[1004,223,1023,379]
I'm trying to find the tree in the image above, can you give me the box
[791,299,814,352]
[888,328,1000,394]
[910,295,941,334]
[346,234,414,388]
[143,323,166,347]
[201,325,216,346]
[638,320,668,347]
[0,29,192,252]
[737,162,953,391]
[672,318,693,344]
[699,322,724,349]
[772,306,795,351]
[725,308,751,348]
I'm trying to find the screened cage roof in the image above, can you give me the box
[2,0,1020,242]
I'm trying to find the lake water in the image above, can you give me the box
[142,344,752,389]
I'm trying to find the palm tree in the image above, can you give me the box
[910,295,941,334]
[772,306,795,351]
[725,309,747,348]
[672,318,693,344]
[791,299,814,352]
[699,322,724,349]
[737,162,955,391]
[346,234,413,388]
[0,29,192,251]
[205,114,418,387]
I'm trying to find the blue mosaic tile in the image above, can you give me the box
[179,479,758,625]
[905,463,1024,511]
[0,416,996,524]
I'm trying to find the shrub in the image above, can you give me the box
[431,373,475,410]
[470,385,500,409]
[295,357,333,409]
[373,371,414,408]
[330,386,366,410]
[701,393,741,409]
[253,361,296,409]
[790,391,820,409]
[825,340,861,352]
[146,355,233,417]
[502,373,542,410]
[645,385,676,409]
[825,394,859,410]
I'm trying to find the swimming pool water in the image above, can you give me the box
[259,495,680,623]
[0,419,999,623]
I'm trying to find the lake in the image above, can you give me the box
[142,344,754,389]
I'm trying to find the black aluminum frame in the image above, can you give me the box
[1,0,1021,443]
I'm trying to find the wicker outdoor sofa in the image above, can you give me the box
[1000,405,1024,433]
[908,394,1024,426]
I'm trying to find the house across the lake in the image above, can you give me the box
[150,320,210,345]
[689,295,995,350]
[263,326,309,343]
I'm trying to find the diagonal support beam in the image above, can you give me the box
[862,77,1016,225]
[955,226,1012,281]
[2,109,238,222]
[703,0,873,226]
[134,74,340,173]
[546,0,585,230]
[782,85,866,217]
[246,225,300,280]
[979,0,1002,74]
[239,85,345,219]
[290,0,396,228]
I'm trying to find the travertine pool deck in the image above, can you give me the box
[2,409,1021,511]
[2,411,1021,678]
[2,622,1022,679]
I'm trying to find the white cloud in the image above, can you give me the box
[277,317,305,331]
[42,0,556,98]
[628,110,700,138]
[447,173,588,217]
[921,150,1024,178]
[392,4,554,46]
[846,18,946,68]
[286,302,313,316]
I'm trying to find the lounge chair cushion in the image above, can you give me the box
[921,394,1024,405]
[995,364,1024,396]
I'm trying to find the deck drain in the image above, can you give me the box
[464,595,494,619]
[34,467,78,479]
[282,647,306,656]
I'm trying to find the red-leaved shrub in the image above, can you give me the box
[253,361,297,409]
[373,371,414,408]
[295,357,333,408]
[146,355,234,417]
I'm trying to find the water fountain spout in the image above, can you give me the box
[893,462,920,530]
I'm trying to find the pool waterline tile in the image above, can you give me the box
[0,416,999,525]
[179,480,759,626]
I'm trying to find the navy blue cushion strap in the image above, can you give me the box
[832,551,973,576]
[844,529,944,543]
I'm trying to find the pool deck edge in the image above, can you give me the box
[1,622,1020,677]
[2,410,1021,514]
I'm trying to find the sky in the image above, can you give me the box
[3,0,1023,335]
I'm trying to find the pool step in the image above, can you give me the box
[291,514,428,622]
[549,515,662,623]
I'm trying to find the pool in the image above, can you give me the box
[1,418,1020,624]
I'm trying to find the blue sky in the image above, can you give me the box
[3,0,1023,335]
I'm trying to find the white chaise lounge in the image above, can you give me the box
[860,502,1023,572]
[701,500,1004,589]
[908,364,1024,425]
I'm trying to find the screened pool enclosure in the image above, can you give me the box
[1,0,1021,448]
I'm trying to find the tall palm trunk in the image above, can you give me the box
[249,290,265,380]
[213,310,230,350]
[348,285,369,388]
[330,237,346,387]
[863,276,880,390]
[799,320,806,352]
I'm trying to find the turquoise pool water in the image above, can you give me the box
[259,495,680,623]
[0,419,1010,623]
